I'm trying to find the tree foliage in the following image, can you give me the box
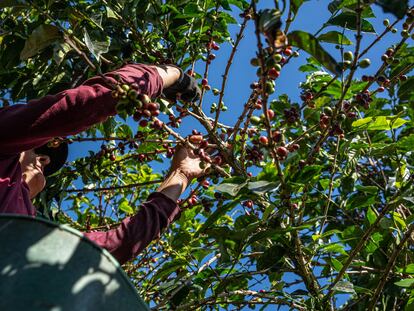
[1,0,414,310]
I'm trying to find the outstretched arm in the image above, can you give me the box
[0,64,180,155]
[84,145,207,265]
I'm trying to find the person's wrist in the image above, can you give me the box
[156,169,190,202]
[169,168,190,190]
[153,65,181,88]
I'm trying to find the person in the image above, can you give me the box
[0,63,203,265]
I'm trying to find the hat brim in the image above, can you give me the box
[34,142,68,176]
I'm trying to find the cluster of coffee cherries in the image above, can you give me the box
[111,83,164,131]
[283,107,300,124]
[355,90,373,109]
[246,146,265,165]
[205,40,220,65]
[383,8,414,39]
[318,103,353,139]
[189,131,223,169]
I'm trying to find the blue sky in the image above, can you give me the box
[65,1,411,309]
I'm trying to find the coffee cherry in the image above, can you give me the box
[290,143,300,151]
[208,53,216,61]
[153,119,163,129]
[343,51,354,61]
[259,136,269,145]
[201,180,210,189]
[272,130,282,142]
[243,200,253,208]
[276,146,288,157]
[213,155,223,166]
[250,58,259,67]
[268,68,280,79]
[400,75,408,81]
[197,140,207,149]
[189,135,203,144]
[266,109,275,119]
[250,116,261,125]
[142,109,152,118]
[377,86,385,92]
[201,78,208,86]
[283,48,292,56]
[323,107,333,116]
[148,102,159,111]
[359,58,371,68]
[139,119,148,127]
[383,19,390,26]
[274,53,283,62]
[139,94,151,105]
[109,154,116,161]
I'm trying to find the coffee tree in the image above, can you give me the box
[1,0,413,309]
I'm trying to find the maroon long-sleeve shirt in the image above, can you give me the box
[0,64,181,265]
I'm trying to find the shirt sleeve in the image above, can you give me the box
[84,192,181,265]
[0,64,164,155]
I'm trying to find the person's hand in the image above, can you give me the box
[169,144,207,182]
[162,68,201,102]
[157,144,208,202]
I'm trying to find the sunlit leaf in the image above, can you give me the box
[20,25,61,60]
[328,13,376,33]
[287,31,340,75]
[318,31,353,45]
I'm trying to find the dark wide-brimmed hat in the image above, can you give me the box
[34,141,68,176]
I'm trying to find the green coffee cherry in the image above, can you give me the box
[343,51,354,61]
[359,58,371,68]
[250,116,261,125]
[250,57,259,67]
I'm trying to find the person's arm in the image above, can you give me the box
[84,146,206,265]
[0,64,180,155]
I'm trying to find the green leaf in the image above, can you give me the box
[333,280,356,294]
[352,116,408,131]
[320,243,348,255]
[398,135,414,152]
[152,259,187,281]
[259,9,282,33]
[294,165,323,184]
[328,0,358,13]
[290,0,304,17]
[106,6,118,19]
[287,31,340,75]
[366,207,377,225]
[228,0,249,10]
[215,182,247,196]
[318,31,353,45]
[398,76,414,102]
[219,0,231,10]
[375,0,409,19]
[331,257,344,272]
[0,0,27,8]
[247,180,279,195]
[198,201,239,232]
[20,25,61,60]
[319,178,340,191]
[395,278,414,288]
[328,13,376,33]
[256,244,287,271]
[83,29,110,61]
[118,198,134,214]
[399,264,414,274]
